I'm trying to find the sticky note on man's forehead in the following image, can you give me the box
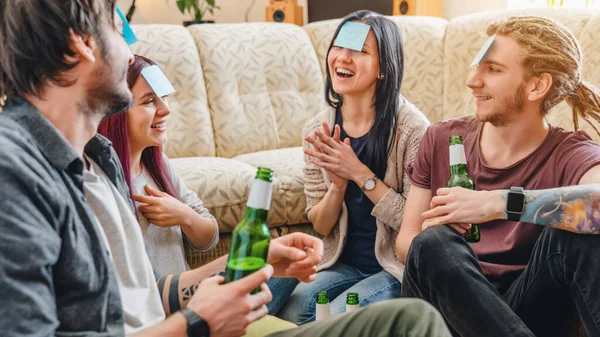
[116,6,138,46]
[470,34,496,67]
[333,21,371,52]
[141,65,176,97]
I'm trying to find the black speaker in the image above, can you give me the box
[273,10,285,22]
[308,0,392,23]
[266,0,303,25]
[399,1,409,14]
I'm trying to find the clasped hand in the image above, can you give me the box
[303,122,367,187]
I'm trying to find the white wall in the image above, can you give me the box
[444,0,507,19]
[117,0,508,24]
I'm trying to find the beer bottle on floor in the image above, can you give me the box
[345,292,360,313]
[225,167,273,293]
[315,291,331,321]
[447,135,480,243]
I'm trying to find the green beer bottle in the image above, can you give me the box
[447,135,480,243]
[224,167,273,293]
[345,292,360,313]
[315,291,331,321]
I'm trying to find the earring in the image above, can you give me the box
[378,74,385,80]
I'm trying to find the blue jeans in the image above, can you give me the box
[266,277,300,315]
[403,225,600,337]
[275,261,402,325]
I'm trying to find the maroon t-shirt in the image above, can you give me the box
[409,115,600,283]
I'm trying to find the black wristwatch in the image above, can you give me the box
[505,186,525,221]
[180,308,210,337]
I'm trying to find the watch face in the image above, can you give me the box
[365,179,376,190]
[507,191,525,212]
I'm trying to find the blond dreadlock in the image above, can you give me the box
[487,16,600,136]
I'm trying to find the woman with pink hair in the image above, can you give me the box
[98,55,218,275]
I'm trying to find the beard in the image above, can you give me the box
[81,64,132,120]
[79,35,132,120]
[476,84,525,127]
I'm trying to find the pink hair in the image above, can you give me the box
[98,55,177,203]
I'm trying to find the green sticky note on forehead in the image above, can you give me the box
[141,65,176,97]
[334,21,371,52]
[470,34,496,67]
[116,6,138,46]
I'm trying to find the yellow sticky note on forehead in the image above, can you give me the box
[470,34,496,67]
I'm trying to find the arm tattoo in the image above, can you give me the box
[520,184,600,234]
[157,273,219,314]
[156,275,166,293]
[181,282,201,303]
[168,274,181,313]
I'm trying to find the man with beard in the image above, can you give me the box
[0,1,134,335]
[396,16,600,337]
[0,1,325,336]
[0,0,309,335]
[0,2,454,337]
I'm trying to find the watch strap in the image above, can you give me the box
[180,307,210,337]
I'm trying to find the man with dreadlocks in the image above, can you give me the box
[396,16,600,337]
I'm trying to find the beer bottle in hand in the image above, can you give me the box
[225,167,273,293]
[447,135,480,243]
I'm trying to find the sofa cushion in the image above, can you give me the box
[442,8,600,141]
[303,16,448,122]
[131,25,216,158]
[170,153,307,233]
[187,23,324,158]
[233,147,309,227]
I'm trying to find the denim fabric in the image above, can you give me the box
[266,277,300,315]
[276,261,401,324]
[402,225,600,337]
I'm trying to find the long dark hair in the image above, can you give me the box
[98,55,177,203]
[325,10,403,179]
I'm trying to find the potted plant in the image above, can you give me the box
[173,0,219,26]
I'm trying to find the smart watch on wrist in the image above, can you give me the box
[505,186,526,222]
[180,308,210,337]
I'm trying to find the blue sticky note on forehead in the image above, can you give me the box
[141,65,176,97]
[116,6,138,46]
[334,21,371,52]
[470,34,496,67]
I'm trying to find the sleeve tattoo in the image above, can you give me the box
[520,184,600,234]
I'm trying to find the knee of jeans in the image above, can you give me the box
[277,290,319,325]
[406,226,455,268]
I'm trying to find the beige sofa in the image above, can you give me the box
[130,7,600,268]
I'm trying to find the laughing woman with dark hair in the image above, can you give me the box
[98,55,218,275]
[276,10,429,324]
